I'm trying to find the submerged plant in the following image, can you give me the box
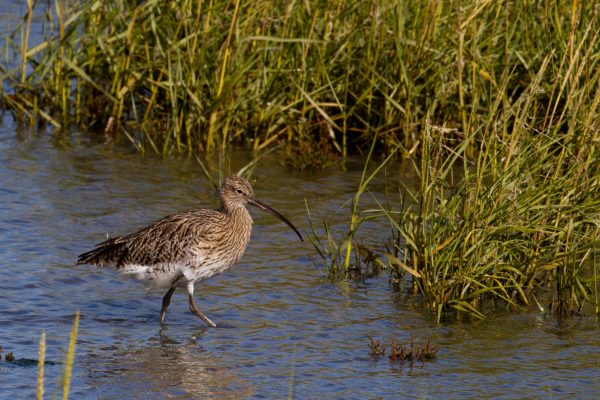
[367,335,386,358]
[389,338,438,363]
[368,336,439,362]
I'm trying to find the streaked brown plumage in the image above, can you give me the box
[77,176,303,327]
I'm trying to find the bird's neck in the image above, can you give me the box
[221,202,253,225]
[222,204,253,249]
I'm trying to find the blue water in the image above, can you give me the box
[0,0,599,397]
[0,119,599,399]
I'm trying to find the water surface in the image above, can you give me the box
[0,123,599,399]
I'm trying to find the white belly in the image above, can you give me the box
[120,258,234,289]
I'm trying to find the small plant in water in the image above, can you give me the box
[307,136,397,276]
[389,338,438,363]
[369,336,438,363]
[367,335,386,358]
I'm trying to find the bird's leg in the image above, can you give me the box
[159,287,176,325]
[187,282,217,327]
[188,294,217,327]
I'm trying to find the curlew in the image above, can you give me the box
[76,176,303,327]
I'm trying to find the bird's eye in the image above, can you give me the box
[236,189,244,194]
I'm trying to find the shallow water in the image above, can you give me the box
[0,121,599,399]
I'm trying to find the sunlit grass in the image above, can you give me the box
[388,123,600,321]
[61,312,79,400]
[306,136,396,275]
[37,332,45,400]
[305,0,599,320]
[36,312,79,400]
[1,1,597,165]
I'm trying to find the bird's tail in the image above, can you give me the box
[76,238,127,267]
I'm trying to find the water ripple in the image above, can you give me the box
[0,128,599,399]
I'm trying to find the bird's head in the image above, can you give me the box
[220,176,303,241]
[220,176,255,208]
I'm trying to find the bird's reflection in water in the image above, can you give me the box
[90,327,253,399]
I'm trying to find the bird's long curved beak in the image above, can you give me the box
[248,198,303,241]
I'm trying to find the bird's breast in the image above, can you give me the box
[185,208,252,281]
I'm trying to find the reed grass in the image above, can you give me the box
[312,46,599,319]
[313,124,598,322]
[304,1,599,320]
[306,136,396,275]
[37,332,46,400]
[35,312,79,400]
[388,122,599,321]
[2,1,597,164]
[61,311,79,400]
